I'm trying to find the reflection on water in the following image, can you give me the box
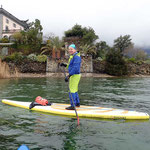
[0,77,150,150]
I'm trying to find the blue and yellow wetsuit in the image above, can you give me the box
[67,52,81,106]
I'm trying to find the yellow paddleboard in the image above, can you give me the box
[1,99,149,120]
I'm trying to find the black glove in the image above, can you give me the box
[60,63,67,67]
[65,75,70,82]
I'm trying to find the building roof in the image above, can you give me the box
[0,7,28,29]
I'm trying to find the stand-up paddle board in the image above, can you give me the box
[1,99,149,120]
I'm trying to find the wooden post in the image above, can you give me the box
[52,48,56,59]
[57,50,61,59]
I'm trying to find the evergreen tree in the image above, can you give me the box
[114,35,133,53]
[13,19,43,54]
[95,41,110,59]
[64,24,98,45]
[105,48,128,76]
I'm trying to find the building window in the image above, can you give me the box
[13,23,16,28]
[5,26,9,31]
[6,19,9,24]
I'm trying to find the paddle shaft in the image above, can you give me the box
[62,67,79,125]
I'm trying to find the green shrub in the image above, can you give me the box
[36,55,47,62]
[144,59,150,64]
[27,54,37,61]
[0,55,4,59]
[128,58,136,63]
[105,48,128,76]
[3,53,47,63]
[136,60,143,65]
[96,57,103,61]
[3,52,24,63]
[0,37,9,43]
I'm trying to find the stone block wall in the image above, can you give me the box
[46,57,62,73]
[93,60,150,75]
[8,61,46,73]
[81,56,93,73]
[46,56,93,73]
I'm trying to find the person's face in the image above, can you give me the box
[68,47,76,55]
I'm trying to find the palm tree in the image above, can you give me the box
[79,44,97,57]
[79,44,96,73]
[41,40,52,55]
[41,36,65,58]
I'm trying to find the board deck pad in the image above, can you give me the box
[1,99,149,120]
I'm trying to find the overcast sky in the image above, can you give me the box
[1,0,150,47]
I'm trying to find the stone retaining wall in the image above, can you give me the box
[93,60,150,75]
[127,62,150,75]
[7,59,150,76]
[46,56,93,73]
[8,61,46,73]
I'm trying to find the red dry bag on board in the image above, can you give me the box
[35,96,48,106]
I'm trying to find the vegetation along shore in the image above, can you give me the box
[1,20,150,79]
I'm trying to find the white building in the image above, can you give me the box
[0,6,28,39]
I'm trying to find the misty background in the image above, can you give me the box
[1,0,150,50]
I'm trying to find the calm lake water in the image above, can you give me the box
[0,77,150,150]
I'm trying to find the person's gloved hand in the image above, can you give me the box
[60,63,67,67]
[65,75,70,82]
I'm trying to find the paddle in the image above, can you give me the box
[61,66,80,126]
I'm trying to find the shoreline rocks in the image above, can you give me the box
[2,60,150,78]
[10,72,150,78]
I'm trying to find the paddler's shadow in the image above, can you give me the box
[62,119,81,150]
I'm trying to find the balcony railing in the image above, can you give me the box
[2,29,22,34]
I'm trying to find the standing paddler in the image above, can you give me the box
[60,44,81,110]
